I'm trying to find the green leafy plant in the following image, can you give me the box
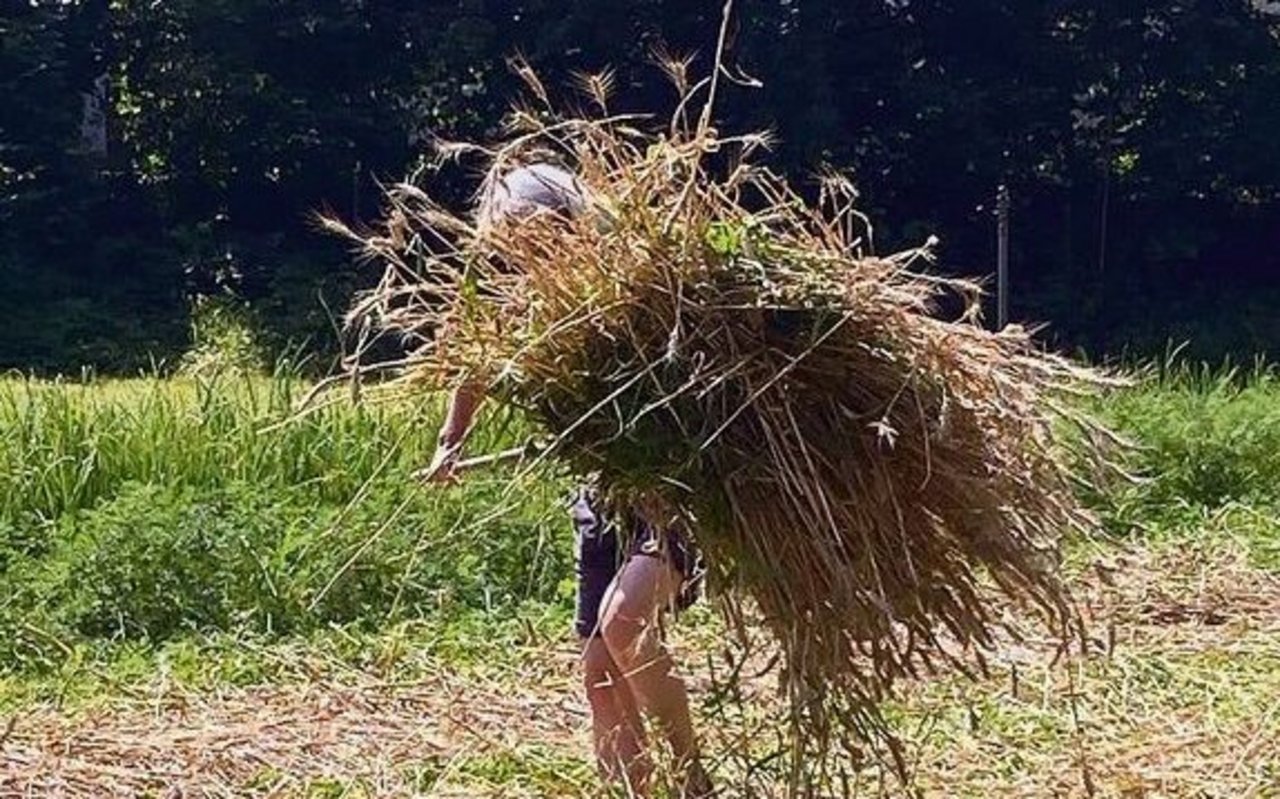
[180,295,267,376]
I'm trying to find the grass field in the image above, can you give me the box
[2,364,1279,797]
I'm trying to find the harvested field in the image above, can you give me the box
[6,538,1277,798]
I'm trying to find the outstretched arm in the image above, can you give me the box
[423,381,485,483]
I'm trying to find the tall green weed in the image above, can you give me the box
[0,371,522,538]
[1086,361,1280,536]
[0,373,571,672]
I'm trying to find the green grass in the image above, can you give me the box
[1082,359,1280,568]
[2,361,1278,673]
[0,605,574,715]
[1096,361,1280,509]
[1,370,484,523]
[446,747,597,795]
[1,361,1279,796]
[0,371,575,674]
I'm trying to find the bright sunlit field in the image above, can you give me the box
[2,366,1278,797]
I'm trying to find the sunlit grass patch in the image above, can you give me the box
[0,605,577,716]
[0,372,573,674]
[2,364,1279,795]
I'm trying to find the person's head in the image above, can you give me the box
[475,162,586,229]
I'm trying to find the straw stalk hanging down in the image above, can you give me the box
[334,69,1106,771]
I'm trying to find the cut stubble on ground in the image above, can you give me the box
[5,537,1277,798]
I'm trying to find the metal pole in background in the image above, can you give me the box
[996,184,1011,330]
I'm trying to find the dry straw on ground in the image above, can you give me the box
[8,541,1278,797]
[330,56,1110,782]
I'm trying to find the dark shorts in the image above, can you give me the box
[571,490,702,639]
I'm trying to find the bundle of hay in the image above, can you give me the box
[336,68,1104,772]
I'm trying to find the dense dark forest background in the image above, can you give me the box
[3,1,1279,374]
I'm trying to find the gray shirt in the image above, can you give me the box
[476,162,586,224]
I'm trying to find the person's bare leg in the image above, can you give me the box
[582,635,651,793]
[599,555,710,796]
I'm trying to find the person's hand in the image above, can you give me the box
[417,443,461,485]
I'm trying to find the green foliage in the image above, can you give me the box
[1083,361,1280,562]
[7,478,564,642]
[4,1,1280,372]
[180,295,267,376]
[4,364,1278,679]
[0,371,433,528]
[0,374,573,672]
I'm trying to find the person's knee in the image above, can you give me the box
[581,637,616,696]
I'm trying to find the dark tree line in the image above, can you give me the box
[3,0,1279,372]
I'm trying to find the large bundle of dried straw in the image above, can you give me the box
[336,67,1104,770]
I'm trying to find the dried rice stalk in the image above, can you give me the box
[332,68,1109,784]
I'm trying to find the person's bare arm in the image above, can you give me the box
[424,380,485,482]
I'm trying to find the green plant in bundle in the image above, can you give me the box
[705,220,748,257]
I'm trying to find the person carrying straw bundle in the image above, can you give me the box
[424,162,714,797]
[336,63,1107,793]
